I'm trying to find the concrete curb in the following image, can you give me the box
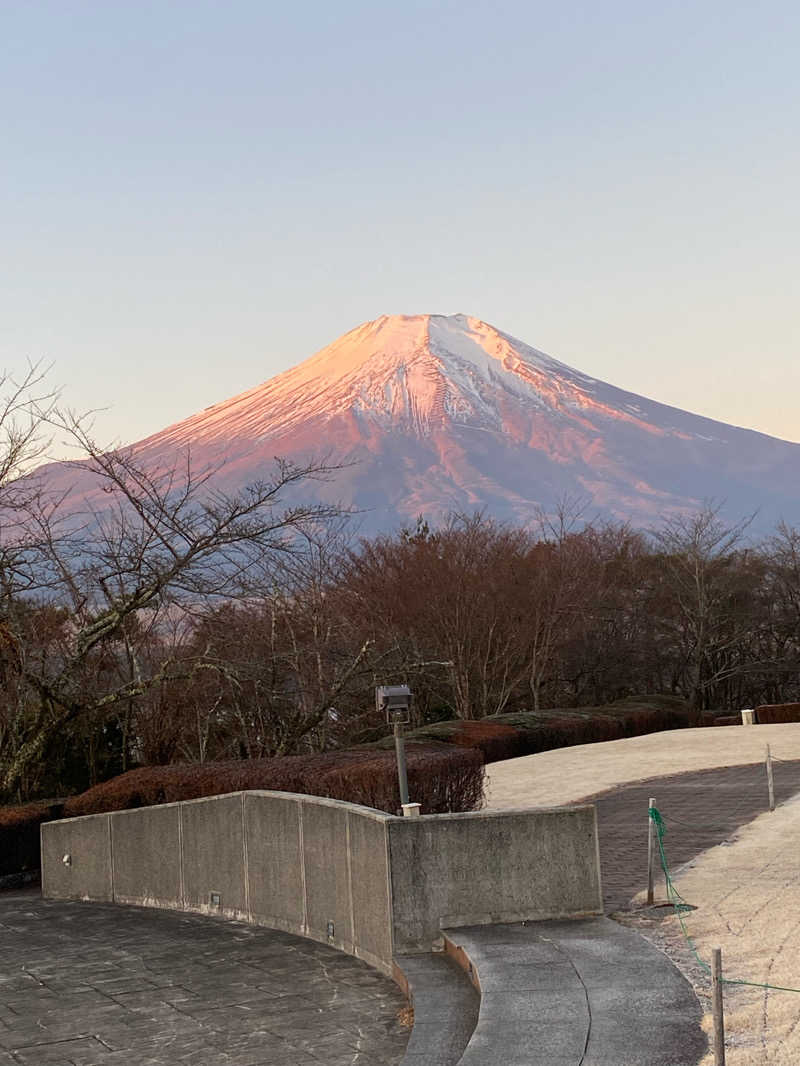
[394,953,479,1066]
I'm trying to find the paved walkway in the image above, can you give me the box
[592,758,800,911]
[0,890,410,1066]
[445,919,706,1066]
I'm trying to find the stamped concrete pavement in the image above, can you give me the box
[0,890,410,1066]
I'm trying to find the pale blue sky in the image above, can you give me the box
[2,1,799,448]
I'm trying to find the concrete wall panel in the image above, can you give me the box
[388,806,602,953]
[111,803,181,907]
[41,792,603,976]
[245,793,303,931]
[40,814,112,902]
[301,800,353,950]
[180,793,246,917]
[348,811,393,967]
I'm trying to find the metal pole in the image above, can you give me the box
[766,744,775,812]
[712,947,726,1065]
[394,721,410,808]
[647,796,656,905]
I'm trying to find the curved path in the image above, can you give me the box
[0,890,410,1066]
[445,919,707,1066]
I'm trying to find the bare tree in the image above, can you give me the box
[172,521,384,760]
[342,513,535,721]
[521,500,604,710]
[0,362,60,489]
[0,413,348,800]
[649,504,759,720]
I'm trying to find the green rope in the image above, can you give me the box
[648,805,800,994]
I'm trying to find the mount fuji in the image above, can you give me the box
[45,314,800,534]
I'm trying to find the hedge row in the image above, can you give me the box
[0,744,484,881]
[754,703,800,724]
[0,693,728,880]
[64,742,484,818]
[372,695,696,763]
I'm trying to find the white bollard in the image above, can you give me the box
[741,709,755,726]
[647,797,656,905]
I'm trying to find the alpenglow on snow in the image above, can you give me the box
[33,313,800,534]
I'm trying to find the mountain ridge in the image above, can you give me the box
[39,314,800,534]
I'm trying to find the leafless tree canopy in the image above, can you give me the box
[0,382,352,800]
[2,370,800,805]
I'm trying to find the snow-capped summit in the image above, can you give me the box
[147,313,657,445]
[40,314,800,533]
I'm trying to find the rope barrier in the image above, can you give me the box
[648,805,800,994]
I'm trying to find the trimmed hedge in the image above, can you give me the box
[1,694,724,880]
[754,703,800,724]
[0,745,484,882]
[391,719,526,763]
[372,695,694,763]
[64,742,484,820]
[0,801,63,879]
[316,745,484,815]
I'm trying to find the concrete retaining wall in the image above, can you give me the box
[41,792,602,974]
[388,805,602,953]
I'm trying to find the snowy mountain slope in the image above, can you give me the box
[38,314,800,534]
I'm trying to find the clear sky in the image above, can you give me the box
[2,1,799,449]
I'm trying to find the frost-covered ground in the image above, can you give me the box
[485,723,800,808]
[631,797,800,1066]
[486,725,800,1065]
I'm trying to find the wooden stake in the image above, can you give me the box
[647,796,656,905]
[712,947,726,1065]
[766,743,775,812]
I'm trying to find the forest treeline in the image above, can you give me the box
[5,500,800,804]
[2,367,800,804]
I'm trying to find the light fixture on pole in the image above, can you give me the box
[376,685,418,815]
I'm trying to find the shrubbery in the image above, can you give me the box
[754,703,800,724]
[64,742,484,819]
[0,744,484,880]
[371,695,695,763]
[1,693,732,879]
